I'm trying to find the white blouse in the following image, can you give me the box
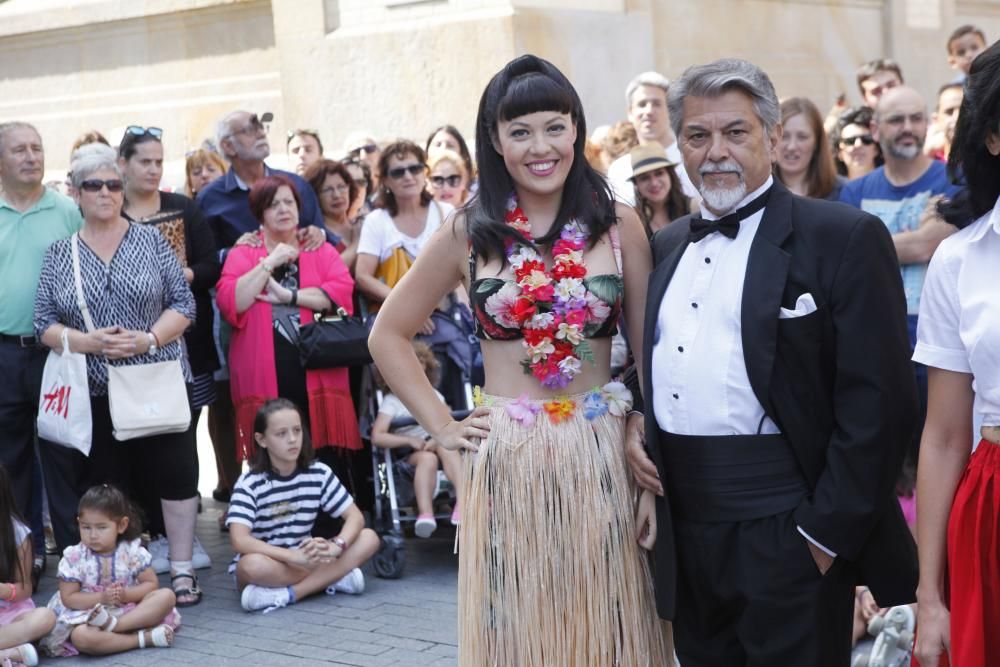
[913,195,1000,425]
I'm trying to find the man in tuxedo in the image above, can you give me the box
[625,58,919,666]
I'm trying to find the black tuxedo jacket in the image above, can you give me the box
[640,182,919,620]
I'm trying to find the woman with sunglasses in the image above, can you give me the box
[773,97,845,200]
[426,149,470,207]
[34,144,202,608]
[831,106,884,181]
[216,173,361,495]
[118,126,221,592]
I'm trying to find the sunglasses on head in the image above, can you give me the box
[349,143,378,157]
[233,113,271,137]
[430,174,462,188]
[840,135,875,147]
[79,179,124,193]
[387,163,425,180]
[123,126,163,142]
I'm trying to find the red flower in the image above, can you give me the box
[531,358,560,382]
[553,239,582,256]
[553,262,586,280]
[514,260,545,281]
[550,340,574,362]
[564,309,586,327]
[524,328,551,347]
[510,298,536,324]
[525,283,555,302]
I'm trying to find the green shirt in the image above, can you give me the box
[0,188,83,336]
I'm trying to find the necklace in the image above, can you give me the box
[503,194,591,389]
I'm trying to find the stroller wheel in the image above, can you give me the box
[373,534,406,579]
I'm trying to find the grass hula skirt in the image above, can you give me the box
[457,389,673,666]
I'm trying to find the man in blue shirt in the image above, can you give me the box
[197,110,326,250]
[839,85,961,463]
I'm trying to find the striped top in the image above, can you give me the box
[226,461,353,552]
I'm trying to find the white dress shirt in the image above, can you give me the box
[607,141,699,206]
[914,194,1000,430]
[650,176,836,557]
[652,176,779,437]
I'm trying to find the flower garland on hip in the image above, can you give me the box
[504,194,593,389]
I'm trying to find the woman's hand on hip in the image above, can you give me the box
[914,599,950,666]
[434,406,492,453]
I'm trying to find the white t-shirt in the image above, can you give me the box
[379,389,447,440]
[357,201,454,262]
[607,141,699,206]
[913,195,1000,428]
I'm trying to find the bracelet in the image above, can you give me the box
[332,537,347,551]
[259,258,274,273]
[289,289,298,306]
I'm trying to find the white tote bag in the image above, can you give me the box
[70,233,191,442]
[37,327,93,456]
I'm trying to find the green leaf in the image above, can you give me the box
[584,274,623,307]
[576,340,595,363]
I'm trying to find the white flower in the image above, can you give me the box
[584,292,612,324]
[555,278,585,301]
[557,249,583,265]
[484,282,522,328]
[526,338,555,363]
[555,322,583,345]
[519,270,550,290]
[601,381,633,416]
[558,356,582,377]
[526,312,556,330]
[510,247,541,269]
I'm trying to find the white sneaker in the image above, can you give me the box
[192,536,212,570]
[148,536,169,574]
[240,584,291,613]
[326,567,365,596]
[414,515,437,538]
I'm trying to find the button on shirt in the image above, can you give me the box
[652,176,779,437]
[914,194,1000,427]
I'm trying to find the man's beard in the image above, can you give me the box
[235,141,270,162]
[884,134,923,160]
[698,159,747,214]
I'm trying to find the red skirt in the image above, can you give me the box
[944,439,1000,666]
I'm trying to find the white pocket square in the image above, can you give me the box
[779,293,817,319]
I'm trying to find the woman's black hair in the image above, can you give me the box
[939,39,1000,228]
[830,106,884,177]
[468,54,615,263]
[425,124,475,179]
[0,465,28,585]
[635,165,690,237]
[249,398,314,474]
[78,484,143,542]
[119,129,162,161]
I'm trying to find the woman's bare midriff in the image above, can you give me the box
[982,425,1000,445]
[478,337,614,399]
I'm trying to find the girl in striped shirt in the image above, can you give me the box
[227,399,379,613]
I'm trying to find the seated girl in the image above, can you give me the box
[41,485,180,657]
[371,341,464,537]
[0,465,56,667]
[228,399,380,613]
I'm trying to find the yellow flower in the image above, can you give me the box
[543,398,576,424]
[472,386,484,407]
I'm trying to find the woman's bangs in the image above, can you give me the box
[497,73,575,123]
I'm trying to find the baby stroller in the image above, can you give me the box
[362,299,475,579]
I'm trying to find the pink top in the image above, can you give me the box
[217,241,361,460]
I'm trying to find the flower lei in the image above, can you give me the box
[473,382,633,427]
[504,194,592,389]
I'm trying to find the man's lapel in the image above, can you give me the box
[740,183,793,414]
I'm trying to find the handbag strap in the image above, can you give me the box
[70,233,97,333]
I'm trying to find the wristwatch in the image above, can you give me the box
[146,332,158,355]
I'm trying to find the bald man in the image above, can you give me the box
[839,85,961,467]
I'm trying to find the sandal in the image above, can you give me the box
[171,572,202,607]
[137,624,173,649]
[86,604,118,632]
[0,643,39,667]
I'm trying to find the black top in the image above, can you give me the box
[123,191,221,376]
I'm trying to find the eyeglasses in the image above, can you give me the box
[387,163,426,180]
[79,179,125,193]
[232,113,271,137]
[349,143,378,157]
[123,126,163,141]
[321,184,351,196]
[353,178,368,190]
[839,135,875,148]
[430,174,462,188]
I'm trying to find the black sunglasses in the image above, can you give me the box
[349,143,378,157]
[430,174,462,188]
[123,126,163,141]
[840,135,875,148]
[233,113,272,137]
[79,179,125,193]
[387,163,426,180]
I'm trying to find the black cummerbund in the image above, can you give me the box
[659,430,809,522]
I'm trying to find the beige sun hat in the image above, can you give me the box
[627,142,678,180]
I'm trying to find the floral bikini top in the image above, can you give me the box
[469,224,624,341]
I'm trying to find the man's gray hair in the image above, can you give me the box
[0,121,41,155]
[667,59,781,139]
[626,71,670,107]
[215,111,243,157]
[70,143,120,189]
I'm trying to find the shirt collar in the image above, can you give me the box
[0,186,56,214]
[223,164,274,192]
[700,175,773,222]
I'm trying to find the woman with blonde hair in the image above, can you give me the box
[184,148,227,199]
[426,149,470,207]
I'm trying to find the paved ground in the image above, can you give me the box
[31,498,460,667]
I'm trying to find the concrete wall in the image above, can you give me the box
[0,0,998,181]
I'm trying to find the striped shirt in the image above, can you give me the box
[226,461,353,553]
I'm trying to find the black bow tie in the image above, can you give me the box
[689,187,772,243]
